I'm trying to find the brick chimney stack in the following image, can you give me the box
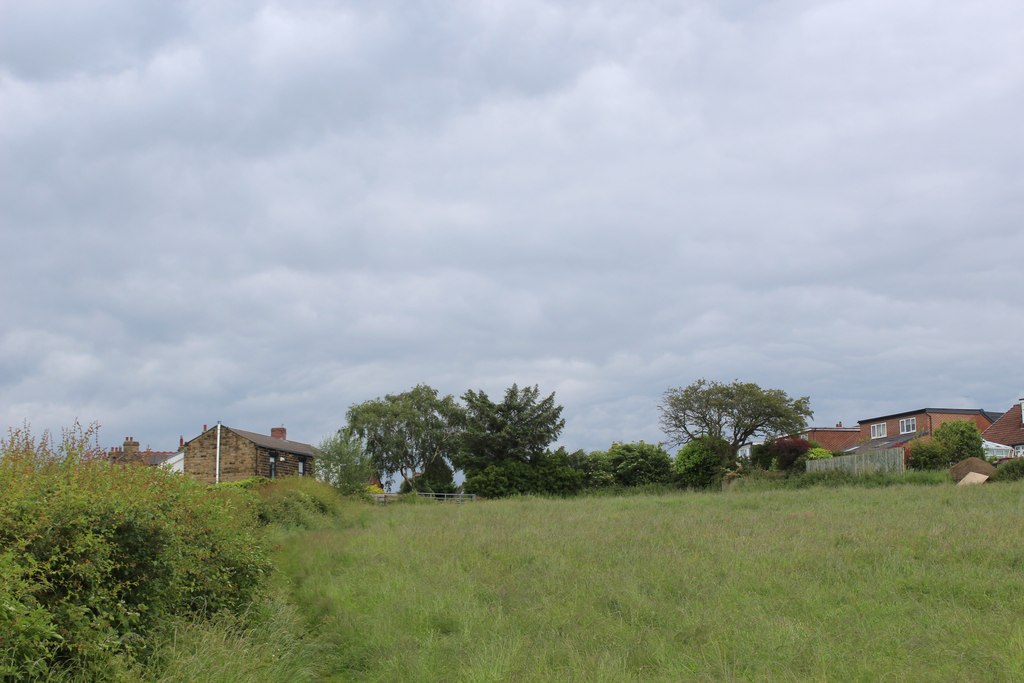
[271,426,287,440]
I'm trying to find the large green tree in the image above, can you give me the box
[346,384,464,491]
[457,384,565,472]
[659,379,812,458]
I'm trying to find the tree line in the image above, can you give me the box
[318,378,816,498]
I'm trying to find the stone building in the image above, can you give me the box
[108,436,184,470]
[183,424,316,484]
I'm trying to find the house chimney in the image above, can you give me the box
[836,421,843,428]
[179,435,184,448]
[203,424,208,432]
[271,426,287,440]
[122,437,142,464]
[1020,398,1024,425]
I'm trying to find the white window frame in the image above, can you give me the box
[899,417,917,434]
[1015,445,1024,457]
[870,423,887,439]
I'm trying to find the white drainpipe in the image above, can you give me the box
[215,421,222,484]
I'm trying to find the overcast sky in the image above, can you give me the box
[2,0,1022,454]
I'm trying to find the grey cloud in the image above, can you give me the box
[2,1,1023,453]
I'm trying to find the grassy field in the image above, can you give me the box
[259,482,1024,681]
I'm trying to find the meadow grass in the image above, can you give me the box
[271,482,1024,681]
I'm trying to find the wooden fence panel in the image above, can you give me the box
[805,448,905,476]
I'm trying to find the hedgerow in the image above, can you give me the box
[0,423,270,681]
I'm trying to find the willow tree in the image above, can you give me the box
[345,384,464,491]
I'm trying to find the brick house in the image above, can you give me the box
[852,407,1001,453]
[983,399,1024,457]
[183,424,316,484]
[796,424,862,452]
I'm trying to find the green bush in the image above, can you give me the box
[907,439,953,470]
[0,423,271,680]
[805,447,833,461]
[932,420,984,462]
[674,438,726,489]
[607,441,674,487]
[534,449,585,496]
[464,461,539,498]
[580,450,616,489]
[0,552,59,681]
[991,458,1024,482]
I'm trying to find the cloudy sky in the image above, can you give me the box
[2,0,1022,454]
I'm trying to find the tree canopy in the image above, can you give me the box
[658,379,812,457]
[456,383,566,475]
[345,384,464,491]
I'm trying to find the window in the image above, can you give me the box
[899,417,917,434]
[870,423,887,439]
[298,459,305,476]
[1016,445,1024,457]
[269,456,276,479]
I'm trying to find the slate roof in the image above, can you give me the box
[145,451,181,466]
[983,403,1024,447]
[230,427,317,457]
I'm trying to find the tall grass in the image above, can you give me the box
[273,483,1024,681]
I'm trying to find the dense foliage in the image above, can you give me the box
[606,441,674,487]
[674,437,728,488]
[762,437,812,472]
[0,423,270,680]
[991,458,1024,482]
[907,439,951,470]
[908,421,985,470]
[932,420,985,461]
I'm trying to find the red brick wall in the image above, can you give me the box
[805,429,862,452]
[859,412,994,442]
